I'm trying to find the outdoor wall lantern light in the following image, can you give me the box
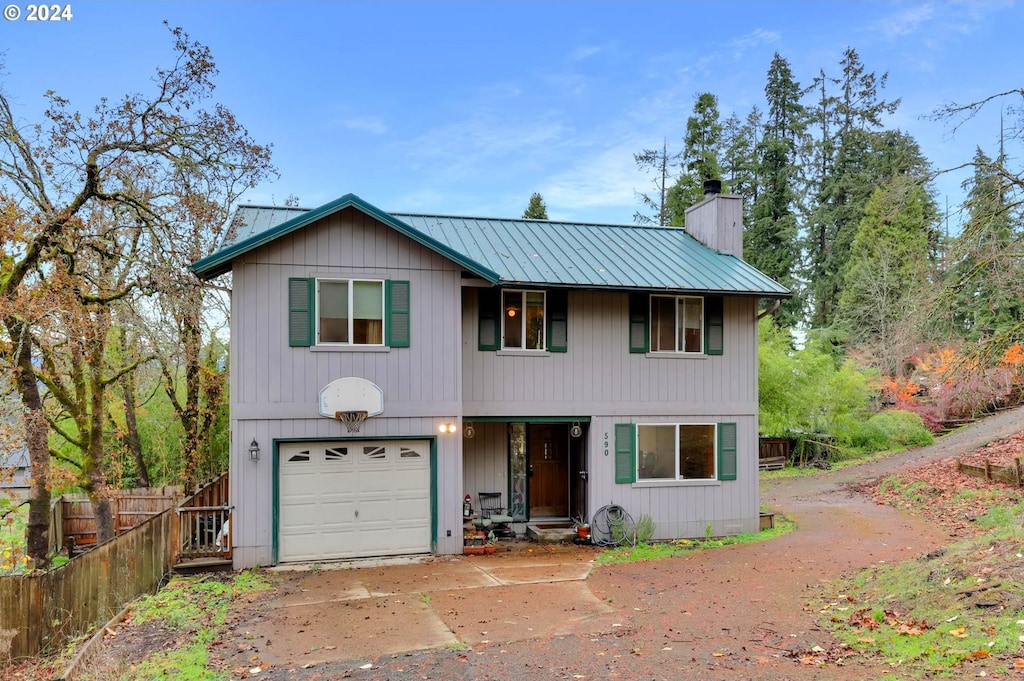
[438,422,457,434]
[249,438,260,462]
[570,422,583,438]
[463,422,476,439]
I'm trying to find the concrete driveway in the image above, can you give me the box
[230,544,615,671]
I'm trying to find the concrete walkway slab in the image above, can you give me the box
[251,595,457,667]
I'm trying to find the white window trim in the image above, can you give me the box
[636,422,717,482]
[650,294,704,354]
[501,289,546,351]
[315,277,385,347]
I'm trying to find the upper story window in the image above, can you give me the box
[289,277,410,349]
[629,293,722,356]
[317,279,384,345]
[502,290,545,350]
[651,295,703,353]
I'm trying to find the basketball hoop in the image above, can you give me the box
[319,377,384,431]
[336,410,368,433]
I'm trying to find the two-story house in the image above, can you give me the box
[192,185,789,569]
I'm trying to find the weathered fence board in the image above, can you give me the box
[0,508,173,662]
[957,457,1023,487]
[758,437,792,471]
[58,486,179,551]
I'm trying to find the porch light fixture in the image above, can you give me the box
[248,438,260,462]
[570,422,583,438]
[438,422,457,434]
[463,422,475,439]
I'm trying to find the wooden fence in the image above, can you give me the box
[57,486,179,553]
[957,458,1024,487]
[0,508,173,662]
[759,437,791,471]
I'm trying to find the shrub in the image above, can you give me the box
[866,410,934,448]
[635,514,656,543]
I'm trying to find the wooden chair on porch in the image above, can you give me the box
[474,492,515,538]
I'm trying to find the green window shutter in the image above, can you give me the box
[614,423,636,483]
[717,422,737,481]
[478,288,501,351]
[386,280,411,347]
[546,289,568,352]
[705,295,724,356]
[628,293,649,353]
[288,277,314,347]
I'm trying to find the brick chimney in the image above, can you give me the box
[683,180,743,258]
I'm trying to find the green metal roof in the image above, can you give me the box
[192,193,790,297]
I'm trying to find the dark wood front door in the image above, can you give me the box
[528,424,569,517]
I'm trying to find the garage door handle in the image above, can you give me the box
[354,510,359,518]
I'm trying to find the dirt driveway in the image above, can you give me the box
[220,407,1024,681]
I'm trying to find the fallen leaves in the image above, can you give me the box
[848,608,929,636]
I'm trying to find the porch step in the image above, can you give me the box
[173,557,233,575]
[526,523,577,544]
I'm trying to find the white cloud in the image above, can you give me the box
[543,143,648,223]
[726,28,781,58]
[570,44,604,61]
[341,116,389,135]
[876,3,935,38]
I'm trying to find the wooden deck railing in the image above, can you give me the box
[173,472,232,564]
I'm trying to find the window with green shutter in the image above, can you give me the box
[717,422,737,481]
[288,278,314,347]
[705,296,724,356]
[546,289,568,352]
[386,280,411,347]
[614,423,636,483]
[478,288,501,350]
[628,293,649,353]
[291,277,402,348]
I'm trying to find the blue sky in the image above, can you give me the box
[1,1,1020,226]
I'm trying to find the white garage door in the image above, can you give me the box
[278,440,431,562]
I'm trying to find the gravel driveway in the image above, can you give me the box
[218,406,1024,681]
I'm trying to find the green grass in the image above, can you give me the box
[122,570,272,681]
[595,516,794,566]
[760,449,895,480]
[818,502,1024,678]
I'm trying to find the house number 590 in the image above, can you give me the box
[603,432,609,457]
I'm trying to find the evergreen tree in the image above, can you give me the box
[747,54,807,326]
[721,108,762,223]
[945,148,1023,340]
[633,140,681,225]
[807,48,901,327]
[837,176,932,376]
[523,192,549,220]
[666,92,723,225]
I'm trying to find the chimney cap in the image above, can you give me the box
[703,179,722,196]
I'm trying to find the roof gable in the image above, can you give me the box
[192,194,501,282]
[193,193,789,297]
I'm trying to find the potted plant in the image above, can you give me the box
[571,513,590,540]
[464,529,486,555]
[484,531,497,554]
